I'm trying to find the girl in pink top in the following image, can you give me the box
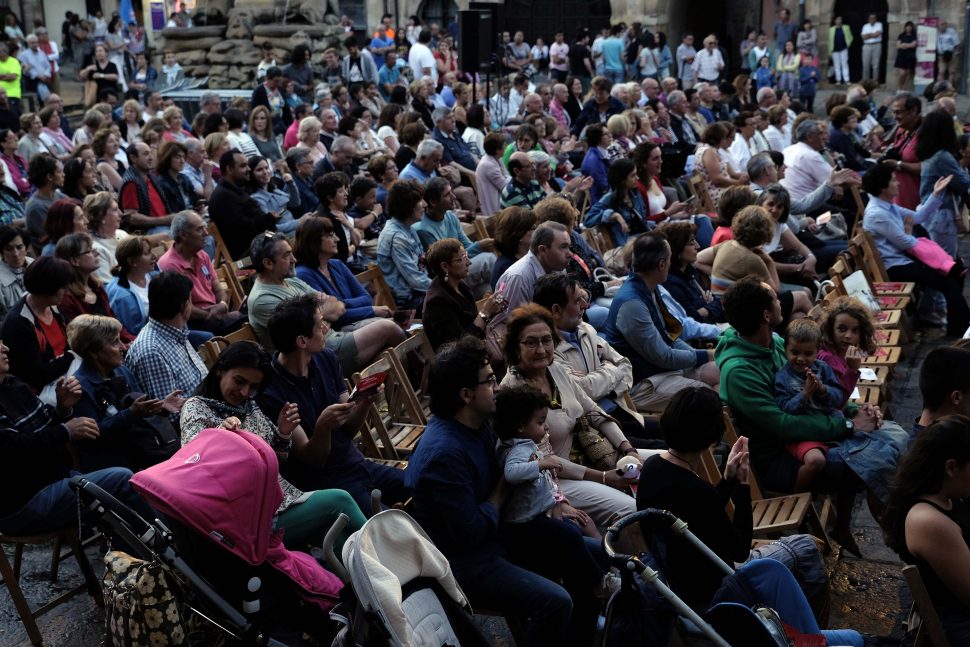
[817,296,878,409]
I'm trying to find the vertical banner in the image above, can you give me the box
[915,17,938,90]
[151,1,167,31]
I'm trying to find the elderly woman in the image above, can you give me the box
[408,79,434,129]
[249,156,301,235]
[17,113,56,161]
[118,99,144,146]
[67,314,183,472]
[91,127,124,191]
[606,114,635,159]
[501,124,543,169]
[490,206,536,288]
[535,197,618,329]
[585,158,649,248]
[180,341,367,555]
[658,220,723,324]
[39,107,73,159]
[42,198,86,257]
[377,180,431,311]
[0,129,30,197]
[162,106,193,143]
[423,238,505,350]
[54,232,134,342]
[529,150,563,198]
[0,225,30,318]
[87,191,152,283]
[708,205,811,323]
[695,122,749,207]
[827,105,868,172]
[501,304,651,526]
[295,116,328,165]
[375,104,404,154]
[862,163,969,337]
[249,106,283,161]
[153,140,197,216]
[1,255,75,391]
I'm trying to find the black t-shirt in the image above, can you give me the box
[570,42,591,76]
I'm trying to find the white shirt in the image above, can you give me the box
[781,142,832,201]
[408,42,437,84]
[549,42,569,71]
[763,222,791,255]
[764,125,787,152]
[692,48,723,80]
[729,135,755,170]
[861,22,883,43]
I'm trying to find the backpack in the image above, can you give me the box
[103,550,189,647]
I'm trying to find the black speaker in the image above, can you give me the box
[458,10,493,72]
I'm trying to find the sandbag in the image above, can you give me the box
[253,23,329,38]
[161,25,226,39]
[175,49,209,65]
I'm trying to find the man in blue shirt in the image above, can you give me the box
[285,147,320,218]
[431,107,478,172]
[258,295,409,514]
[404,336,576,645]
[377,50,401,100]
[368,23,395,70]
[600,24,625,85]
[399,139,443,185]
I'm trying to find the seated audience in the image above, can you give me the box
[315,171,361,268]
[87,192,130,282]
[601,232,719,413]
[124,271,209,409]
[180,341,366,554]
[580,124,612,204]
[781,119,832,202]
[658,220,723,324]
[475,132,510,217]
[106,235,159,337]
[291,217,404,375]
[68,314,183,471]
[414,177,496,298]
[41,197,85,256]
[585,158,649,248]
[24,154,64,252]
[2,255,74,390]
[153,140,197,215]
[422,238,505,350]
[249,156,300,235]
[377,180,431,311]
[0,225,29,318]
[404,335,582,644]
[0,338,147,539]
[862,164,969,337]
[119,142,176,235]
[258,295,409,514]
[209,150,277,261]
[883,417,970,644]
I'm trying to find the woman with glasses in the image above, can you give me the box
[500,303,651,526]
[54,232,134,341]
[422,238,506,350]
[658,220,723,324]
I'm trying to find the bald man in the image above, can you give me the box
[638,77,660,106]
[521,92,544,118]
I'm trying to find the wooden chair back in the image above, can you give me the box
[216,264,245,312]
[688,173,716,214]
[849,185,866,238]
[386,330,435,422]
[721,407,764,500]
[352,357,426,457]
[196,324,259,369]
[354,264,397,311]
[208,221,252,270]
[851,231,891,284]
[902,565,952,647]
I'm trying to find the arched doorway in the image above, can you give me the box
[667,0,760,77]
[502,0,611,44]
[832,0,889,83]
[417,0,460,32]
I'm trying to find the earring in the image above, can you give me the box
[444,270,450,282]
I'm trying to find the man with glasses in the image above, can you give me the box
[286,147,320,218]
[882,93,922,209]
[404,335,575,644]
[693,35,724,85]
[180,138,215,200]
[602,232,719,413]
[500,151,545,209]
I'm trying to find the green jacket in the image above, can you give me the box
[827,25,854,54]
[715,327,850,461]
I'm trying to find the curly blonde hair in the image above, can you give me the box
[731,205,773,248]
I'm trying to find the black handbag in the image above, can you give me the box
[93,377,179,469]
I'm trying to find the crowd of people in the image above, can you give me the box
[1,5,970,645]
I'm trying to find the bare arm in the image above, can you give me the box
[906,503,970,610]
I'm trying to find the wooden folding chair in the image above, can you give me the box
[352,356,425,457]
[196,323,259,368]
[354,264,397,311]
[386,330,435,422]
[721,408,830,552]
[902,564,952,647]
[851,231,916,296]
[208,221,253,272]
[849,185,866,239]
[688,173,717,214]
[461,221,482,242]
[216,264,245,311]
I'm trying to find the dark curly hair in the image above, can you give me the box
[818,295,877,355]
[503,303,560,368]
[655,220,698,262]
[494,384,550,441]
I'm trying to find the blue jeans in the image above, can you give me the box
[452,550,573,646]
[0,468,150,535]
[604,69,625,85]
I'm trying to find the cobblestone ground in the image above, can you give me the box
[2,82,969,646]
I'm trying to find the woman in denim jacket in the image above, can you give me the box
[917,111,970,258]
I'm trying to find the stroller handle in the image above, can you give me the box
[70,475,155,540]
[604,508,684,560]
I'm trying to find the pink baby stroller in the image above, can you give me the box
[74,426,345,645]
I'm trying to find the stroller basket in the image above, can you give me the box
[70,475,291,647]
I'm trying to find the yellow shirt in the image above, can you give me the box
[0,56,21,99]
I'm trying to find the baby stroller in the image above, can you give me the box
[329,508,491,647]
[601,508,864,647]
[72,426,346,645]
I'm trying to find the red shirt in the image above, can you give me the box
[157,246,218,308]
[36,313,66,357]
[120,178,168,218]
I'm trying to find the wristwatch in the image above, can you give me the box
[845,419,855,434]
[895,160,902,170]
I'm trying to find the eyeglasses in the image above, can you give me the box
[520,336,555,350]
[76,249,95,257]
[477,374,497,385]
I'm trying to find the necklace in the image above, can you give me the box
[666,450,698,473]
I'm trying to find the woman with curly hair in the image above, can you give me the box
[490,206,536,289]
[817,296,877,409]
[658,220,723,324]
